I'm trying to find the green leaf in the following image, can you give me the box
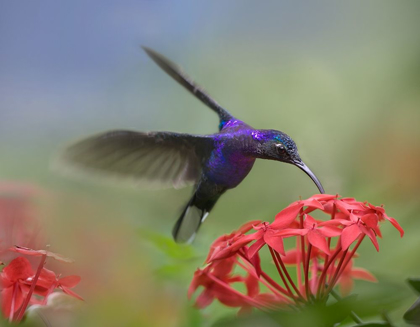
[407,278,420,294]
[352,323,391,327]
[212,296,358,327]
[404,297,420,325]
[138,228,197,260]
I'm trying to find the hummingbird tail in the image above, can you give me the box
[172,195,210,244]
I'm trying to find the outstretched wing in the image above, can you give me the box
[56,130,213,189]
[142,46,233,123]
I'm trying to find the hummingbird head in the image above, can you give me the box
[252,129,325,194]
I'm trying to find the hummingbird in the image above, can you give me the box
[60,46,324,243]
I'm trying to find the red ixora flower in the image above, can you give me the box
[31,268,83,303]
[189,194,404,313]
[0,247,82,322]
[0,257,34,320]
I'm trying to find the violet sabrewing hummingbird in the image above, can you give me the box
[59,47,324,243]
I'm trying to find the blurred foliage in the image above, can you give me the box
[138,229,197,261]
[404,278,420,325]
[210,294,397,327]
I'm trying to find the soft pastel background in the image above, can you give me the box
[1,1,420,326]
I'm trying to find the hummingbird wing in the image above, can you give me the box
[56,130,213,189]
[142,46,233,124]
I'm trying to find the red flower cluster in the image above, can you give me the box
[0,182,82,323]
[189,194,404,313]
[0,247,82,322]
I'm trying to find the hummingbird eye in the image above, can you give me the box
[275,143,286,153]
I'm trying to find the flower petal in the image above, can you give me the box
[247,250,262,277]
[245,274,259,298]
[211,258,236,277]
[188,270,204,299]
[384,214,404,237]
[338,276,354,297]
[301,198,324,210]
[361,213,379,229]
[3,257,34,282]
[195,289,214,309]
[307,230,330,255]
[238,220,262,234]
[336,199,365,212]
[30,268,57,291]
[264,231,285,256]
[59,275,81,288]
[1,283,25,319]
[309,194,338,201]
[282,249,298,265]
[319,226,342,238]
[273,228,309,237]
[208,231,263,262]
[12,246,74,263]
[303,214,318,229]
[248,238,266,259]
[271,204,302,230]
[60,286,84,301]
[359,225,379,252]
[351,268,377,282]
[341,225,361,250]
[320,219,352,227]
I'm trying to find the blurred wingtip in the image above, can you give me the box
[141,45,158,59]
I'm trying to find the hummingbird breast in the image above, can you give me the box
[204,133,256,189]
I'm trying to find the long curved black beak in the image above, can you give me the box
[294,161,325,194]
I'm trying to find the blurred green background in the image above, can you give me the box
[1,1,420,326]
